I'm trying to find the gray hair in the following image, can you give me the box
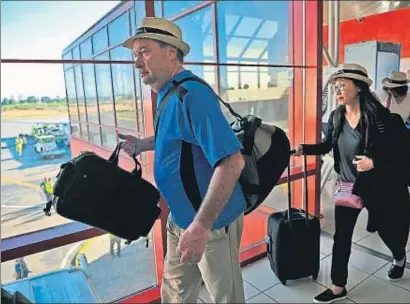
[157,41,184,63]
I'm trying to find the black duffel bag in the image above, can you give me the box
[44,144,161,244]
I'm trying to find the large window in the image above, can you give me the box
[111,47,137,131]
[93,27,109,56]
[163,1,202,18]
[65,69,79,122]
[80,37,93,59]
[216,1,289,65]
[95,53,115,127]
[108,12,130,46]
[74,65,87,124]
[174,6,214,63]
[220,66,291,131]
[82,64,99,124]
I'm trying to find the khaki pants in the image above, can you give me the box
[161,214,245,303]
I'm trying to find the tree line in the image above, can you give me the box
[1,96,66,105]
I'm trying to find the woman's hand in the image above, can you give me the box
[353,155,374,172]
[293,145,303,156]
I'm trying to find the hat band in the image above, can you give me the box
[385,78,407,85]
[334,69,368,78]
[135,27,177,38]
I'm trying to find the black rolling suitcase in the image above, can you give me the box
[43,144,161,244]
[266,153,320,285]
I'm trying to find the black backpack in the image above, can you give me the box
[154,76,291,215]
[43,144,161,244]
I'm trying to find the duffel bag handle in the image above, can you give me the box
[109,144,142,178]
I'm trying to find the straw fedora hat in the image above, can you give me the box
[328,63,373,86]
[382,71,409,89]
[122,17,190,56]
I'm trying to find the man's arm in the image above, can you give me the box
[194,151,245,230]
[140,136,155,152]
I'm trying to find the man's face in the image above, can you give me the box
[132,39,174,88]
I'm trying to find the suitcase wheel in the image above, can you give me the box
[312,273,318,280]
[280,279,287,285]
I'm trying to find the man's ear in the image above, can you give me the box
[168,46,178,61]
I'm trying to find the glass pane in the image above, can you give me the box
[154,0,162,17]
[130,5,136,35]
[80,38,93,60]
[62,51,72,70]
[174,6,214,62]
[74,65,87,122]
[88,124,101,146]
[93,27,109,56]
[217,1,289,65]
[163,0,202,18]
[108,12,130,47]
[82,64,100,124]
[71,121,80,137]
[1,63,72,236]
[219,66,291,132]
[65,69,79,122]
[80,122,89,141]
[95,54,115,126]
[134,72,145,134]
[135,0,147,25]
[1,233,156,302]
[111,47,137,131]
[101,127,117,150]
[72,46,80,60]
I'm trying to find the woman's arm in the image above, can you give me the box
[301,111,335,155]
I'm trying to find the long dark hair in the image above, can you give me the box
[333,79,389,142]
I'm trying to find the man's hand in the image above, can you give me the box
[353,155,374,172]
[176,221,210,264]
[118,134,155,157]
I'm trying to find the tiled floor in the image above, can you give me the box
[198,235,410,303]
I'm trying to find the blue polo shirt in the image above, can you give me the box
[153,70,246,230]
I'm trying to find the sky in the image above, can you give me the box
[1,0,121,100]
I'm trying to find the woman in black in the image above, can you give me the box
[295,64,410,304]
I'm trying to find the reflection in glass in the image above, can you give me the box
[82,64,100,124]
[108,12,130,47]
[80,122,89,141]
[111,47,137,131]
[101,127,117,150]
[163,0,202,18]
[220,66,291,131]
[65,69,79,122]
[88,124,102,146]
[70,122,80,138]
[95,54,115,126]
[62,51,72,70]
[74,65,87,122]
[217,1,288,65]
[174,6,214,63]
[72,46,80,60]
[93,27,109,56]
[134,71,145,134]
[80,38,93,60]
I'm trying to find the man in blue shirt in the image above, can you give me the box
[120,17,246,303]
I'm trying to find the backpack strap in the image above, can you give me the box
[153,76,243,139]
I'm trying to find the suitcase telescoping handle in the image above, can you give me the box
[288,150,309,226]
[109,143,142,177]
